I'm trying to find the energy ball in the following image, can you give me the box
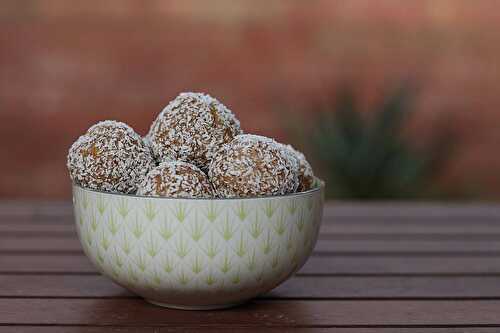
[137,161,214,198]
[147,92,242,169]
[67,120,155,194]
[282,144,315,192]
[208,134,299,198]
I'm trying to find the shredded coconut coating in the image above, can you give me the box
[67,120,156,194]
[283,144,315,192]
[137,161,214,198]
[146,92,242,170]
[208,134,299,198]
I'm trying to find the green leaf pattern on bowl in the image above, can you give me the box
[73,185,323,306]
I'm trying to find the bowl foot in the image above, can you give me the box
[145,299,248,310]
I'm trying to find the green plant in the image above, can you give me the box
[301,84,455,199]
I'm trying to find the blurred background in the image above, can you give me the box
[1,0,499,200]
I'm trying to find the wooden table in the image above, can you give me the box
[1,201,500,332]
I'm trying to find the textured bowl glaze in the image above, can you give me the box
[72,181,324,309]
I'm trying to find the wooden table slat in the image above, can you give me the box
[2,201,500,331]
[1,299,500,326]
[2,328,500,332]
[3,274,500,299]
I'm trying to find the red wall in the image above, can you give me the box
[1,1,500,199]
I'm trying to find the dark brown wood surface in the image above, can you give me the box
[1,202,500,331]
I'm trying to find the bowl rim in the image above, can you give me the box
[72,178,325,201]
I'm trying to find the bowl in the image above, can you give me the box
[72,180,324,310]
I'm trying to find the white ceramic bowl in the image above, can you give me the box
[72,181,324,310]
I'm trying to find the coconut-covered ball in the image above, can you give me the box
[208,134,299,198]
[67,120,156,194]
[282,144,315,192]
[147,92,242,169]
[137,161,214,198]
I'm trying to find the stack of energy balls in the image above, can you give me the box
[67,92,315,198]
